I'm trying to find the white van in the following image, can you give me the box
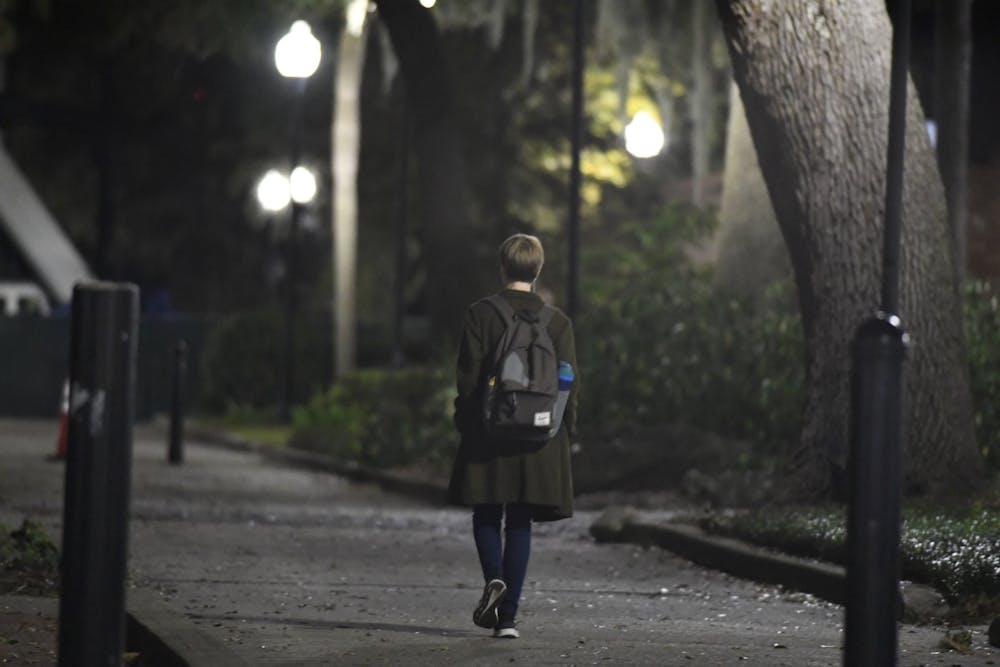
[0,281,51,316]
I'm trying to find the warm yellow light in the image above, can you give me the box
[290,166,317,204]
[257,170,291,212]
[624,111,665,159]
[275,21,322,79]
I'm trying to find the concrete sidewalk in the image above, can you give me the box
[190,422,952,620]
[0,590,235,667]
[2,419,997,665]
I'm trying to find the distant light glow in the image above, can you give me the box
[257,170,291,212]
[275,21,322,79]
[346,0,368,36]
[624,111,665,159]
[290,166,317,204]
[419,0,436,7]
[926,119,938,148]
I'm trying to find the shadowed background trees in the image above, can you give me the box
[2,0,1000,501]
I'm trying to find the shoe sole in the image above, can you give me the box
[493,626,520,639]
[473,579,507,629]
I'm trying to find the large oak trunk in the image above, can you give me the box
[715,0,983,497]
[374,0,491,342]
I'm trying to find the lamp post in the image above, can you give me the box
[845,1,911,665]
[273,20,321,420]
[255,164,317,423]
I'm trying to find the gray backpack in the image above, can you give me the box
[481,295,565,442]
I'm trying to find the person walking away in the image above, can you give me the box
[448,233,578,639]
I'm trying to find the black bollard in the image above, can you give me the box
[168,339,187,465]
[58,282,139,667]
[845,2,912,665]
[845,313,908,667]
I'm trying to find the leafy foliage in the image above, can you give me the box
[201,308,331,412]
[0,520,59,597]
[964,280,1000,472]
[288,205,807,478]
[575,204,805,459]
[702,504,1000,611]
[290,366,457,470]
[902,508,1000,608]
[202,310,285,411]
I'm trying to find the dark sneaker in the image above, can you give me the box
[473,579,507,629]
[493,616,519,639]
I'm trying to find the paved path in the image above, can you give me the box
[1,419,997,665]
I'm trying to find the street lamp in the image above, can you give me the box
[255,166,317,421]
[275,21,322,79]
[255,167,316,212]
[289,166,317,205]
[257,169,291,212]
[273,20,321,420]
[624,111,666,159]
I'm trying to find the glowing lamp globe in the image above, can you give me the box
[624,111,666,159]
[257,170,291,212]
[275,21,322,79]
[290,166,318,204]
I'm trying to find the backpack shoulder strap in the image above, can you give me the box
[484,294,517,327]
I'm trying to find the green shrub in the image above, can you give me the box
[575,213,1000,474]
[202,310,282,411]
[0,520,59,596]
[702,505,1000,607]
[290,366,457,469]
[965,280,1000,472]
[201,308,330,412]
[576,207,804,459]
[902,509,1000,604]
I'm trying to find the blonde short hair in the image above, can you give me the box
[499,234,544,283]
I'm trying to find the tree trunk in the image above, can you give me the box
[374,0,488,342]
[715,0,983,498]
[331,3,370,379]
[933,0,971,285]
[690,0,711,207]
[715,80,791,305]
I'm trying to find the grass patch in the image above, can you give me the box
[0,520,59,597]
[224,424,292,448]
[699,503,1000,618]
[194,415,292,449]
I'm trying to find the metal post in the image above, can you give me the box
[567,0,584,320]
[393,95,410,368]
[58,281,139,667]
[879,0,912,316]
[845,315,908,667]
[168,339,186,465]
[845,2,911,665]
[283,200,300,420]
[282,77,307,421]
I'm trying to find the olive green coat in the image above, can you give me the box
[447,289,578,521]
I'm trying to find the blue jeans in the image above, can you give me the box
[472,503,532,620]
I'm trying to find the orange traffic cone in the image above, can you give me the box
[54,380,69,460]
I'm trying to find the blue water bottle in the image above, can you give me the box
[558,361,574,390]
